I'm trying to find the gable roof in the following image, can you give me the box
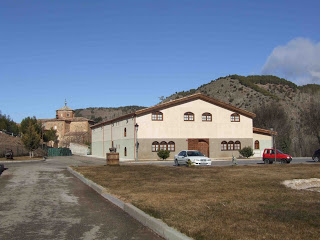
[57,106,73,111]
[91,93,256,129]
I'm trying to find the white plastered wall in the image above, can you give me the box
[253,133,273,157]
[136,99,253,139]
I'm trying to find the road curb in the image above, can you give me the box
[67,166,193,240]
[0,159,46,164]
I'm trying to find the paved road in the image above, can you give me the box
[0,157,162,240]
[124,157,315,167]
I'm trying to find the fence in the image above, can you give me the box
[48,148,72,157]
[0,145,29,158]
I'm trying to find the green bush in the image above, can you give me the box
[157,150,170,160]
[239,146,254,158]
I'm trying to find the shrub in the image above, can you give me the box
[239,147,254,158]
[157,150,170,160]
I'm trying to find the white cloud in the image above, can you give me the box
[262,38,320,85]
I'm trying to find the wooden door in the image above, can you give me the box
[198,140,209,157]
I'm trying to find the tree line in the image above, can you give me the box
[0,112,58,158]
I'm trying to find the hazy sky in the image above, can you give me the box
[1,0,319,122]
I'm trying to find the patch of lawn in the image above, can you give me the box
[73,164,320,240]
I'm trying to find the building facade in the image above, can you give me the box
[41,102,94,147]
[91,94,273,160]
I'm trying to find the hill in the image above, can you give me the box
[74,105,146,123]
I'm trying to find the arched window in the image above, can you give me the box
[167,141,175,151]
[230,113,240,122]
[124,147,127,156]
[152,111,163,121]
[124,128,127,137]
[255,140,260,149]
[235,141,241,150]
[152,141,159,152]
[202,112,212,122]
[221,141,227,151]
[160,141,167,150]
[228,141,234,150]
[184,112,194,121]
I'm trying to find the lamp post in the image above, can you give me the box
[135,123,139,161]
[270,127,276,161]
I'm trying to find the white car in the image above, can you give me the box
[174,150,212,166]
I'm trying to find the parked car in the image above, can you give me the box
[312,149,320,162]
[174,150,211,166]
[262,148,292,164]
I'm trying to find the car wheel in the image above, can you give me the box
[264,159,269,164]
[315,156,320,162]
[175,159,180,166]
[286,160,291,164]
[281,159,286,164]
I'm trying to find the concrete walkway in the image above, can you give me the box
[0,156,162,240]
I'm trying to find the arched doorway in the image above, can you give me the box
[188,139,210,157]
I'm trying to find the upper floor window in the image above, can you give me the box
[152,141,159,152]
[221,141,227,151]
[152,111,163,121]
[124,128,127,137]
[231,113,240,122]
[160,141,167,150]
[124,147,127,156]
[235,141,241,150]
[167,141,175,151]
[184,112,194,121]
[202,112,212,122]
[254,140,260,149]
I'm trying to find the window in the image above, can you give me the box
[67,113,70,117]
[124,128,127,137]
[235,141,241,150]
[184,112,194,121]
[167,141,175,151]
[231,113,240,122]
[228,141,234,150]
[124,147,127,156]
[160,141,167,150]
[152,141,159,152]
[202,112,212,121]
[221,141,227,151]
[152,111,163,121]
[254,140,260,149]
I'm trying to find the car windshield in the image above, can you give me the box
[277,149,284,154]
[187,151,204,156]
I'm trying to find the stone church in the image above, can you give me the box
[41,101,94,147]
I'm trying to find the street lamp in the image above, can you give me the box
[270,127,277,161]
[135,123,139,161]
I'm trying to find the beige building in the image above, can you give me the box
[41,101,94,147]
[91,93,273,160]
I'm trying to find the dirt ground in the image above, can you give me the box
[74,164,320,240]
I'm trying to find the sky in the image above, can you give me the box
[1,0,319,123]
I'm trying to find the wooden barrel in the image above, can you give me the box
[107,152,119,166]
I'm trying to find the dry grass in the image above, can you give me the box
[73,164,320,240]
[0,156,43,161]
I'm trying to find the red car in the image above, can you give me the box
[263,149,292,164]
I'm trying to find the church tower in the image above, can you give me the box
[56,99,75,119]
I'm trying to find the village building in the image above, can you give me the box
[41,101,94,147]
[91,93,273,160]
